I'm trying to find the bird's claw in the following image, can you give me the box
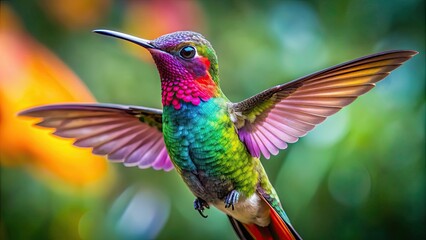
[194,197,210,218]
[224,190,239,210]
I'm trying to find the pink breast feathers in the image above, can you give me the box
[161,74,217,110]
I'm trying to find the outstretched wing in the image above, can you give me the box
[19,103,174,171]
[230,50,417,159]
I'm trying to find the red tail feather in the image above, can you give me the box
[228,195,300,240]
[244,223,273,240]
[268,204,297,240]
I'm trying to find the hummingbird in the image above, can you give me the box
[19,29,417,240]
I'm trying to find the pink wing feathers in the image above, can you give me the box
[19,103,174,171]
[231,50,417,159]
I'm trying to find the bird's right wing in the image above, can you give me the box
[19,103,174,171]
[230,50,417,159]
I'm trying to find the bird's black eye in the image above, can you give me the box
[179,46,196,59]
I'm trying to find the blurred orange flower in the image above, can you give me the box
[40,0,111,30]
[0,4,109,187]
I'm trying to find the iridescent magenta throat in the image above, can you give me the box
[161,79,213,110]
[152,51,217,110]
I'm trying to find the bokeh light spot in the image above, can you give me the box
[109,185,170,239]
[328,161,371,207]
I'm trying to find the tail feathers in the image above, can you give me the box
[227,216,255,240]
[228,213,299,240]
[228,194,302,240]
[267,201,301,240]
[227,215,272,240]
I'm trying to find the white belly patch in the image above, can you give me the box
[213,193,271,227]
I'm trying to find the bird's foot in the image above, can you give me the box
[194,197,210,218]
[224,190,239,210]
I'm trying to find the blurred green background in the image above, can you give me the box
[1,0,424,239]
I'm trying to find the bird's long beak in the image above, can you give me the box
[93,29,156,49]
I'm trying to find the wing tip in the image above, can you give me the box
[376,49,418,58]
[403,50,418,56]
[17,104,82,117]
[17,104,85,118]
[17,107,41,117]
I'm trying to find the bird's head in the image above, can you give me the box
[94,29,220,109]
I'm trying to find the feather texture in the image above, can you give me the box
[231,50,417,158]
[19,103,173,171]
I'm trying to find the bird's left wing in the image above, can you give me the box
[229,50,417,159]
[19,103,174,171]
